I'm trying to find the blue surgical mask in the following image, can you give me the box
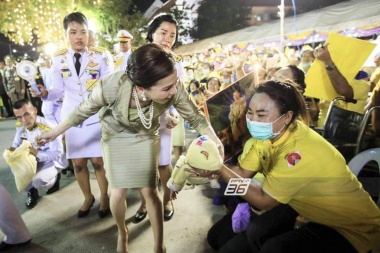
[246,114,285,140]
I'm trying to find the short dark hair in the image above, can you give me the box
[126,43,176,88]
[13,99,32,110]
[63,12,88,31]
[147,13,178,48]
[287,65,306,91]
[189,79,200,88]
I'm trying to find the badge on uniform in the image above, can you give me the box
[86,61,99,79]
[61,68,71,78]
[286,152,301,167]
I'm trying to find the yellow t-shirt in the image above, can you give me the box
[239,121,380,253]
[370,66,380,87]
[317,79,370,127]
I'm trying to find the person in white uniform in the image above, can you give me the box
[11,99,63,209]
[40,58,69,171]
[113,30,133,72]
[35,12,112,218]
[0,183,31,251]
[40,58,63,124]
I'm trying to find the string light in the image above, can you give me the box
[0,0,101,49]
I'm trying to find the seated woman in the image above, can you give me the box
[204,80,380,253]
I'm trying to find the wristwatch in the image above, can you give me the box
[325,64,336,71]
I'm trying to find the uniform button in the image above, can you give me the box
[79,93,82,96]
[77,82,81,85]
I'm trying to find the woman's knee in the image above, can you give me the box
[91,161,104,170]
[110,189,127,202]
[141,187,161,202]
[72,159,88,173]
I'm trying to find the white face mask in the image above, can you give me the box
[202,69,210,75]
[301,62,312,68]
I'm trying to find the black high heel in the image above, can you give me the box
[134,211,147,223]
[98,208,110,218]
[164,201,174,221]
[77,195,95,218]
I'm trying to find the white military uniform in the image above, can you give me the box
[12,116,63,191]
[45,47,112,159]
[113,49,132,72]
[0,184,31,244]
[40,67,68,169]
[41,66,63,124]
[114,29,133,72]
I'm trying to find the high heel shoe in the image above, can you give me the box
[77,195,95,218]
[134,211,147,223]
[98,208,110,218]
[164,201,174,221]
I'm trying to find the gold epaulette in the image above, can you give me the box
[37,123,51,132]
[54,48,68,57]
[98,46,110,52]
[15,122,22,128]
[89,46,105,55]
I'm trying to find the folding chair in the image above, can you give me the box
[348,148,380,202]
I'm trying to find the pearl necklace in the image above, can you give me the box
[132,87,154,129]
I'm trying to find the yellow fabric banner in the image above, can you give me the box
[304,33,376,100]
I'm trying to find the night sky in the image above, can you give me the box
[0,0,350,61]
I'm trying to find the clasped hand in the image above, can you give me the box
[29,145,38,157]
[35,131,56,146]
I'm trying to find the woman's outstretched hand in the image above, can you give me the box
[36,131,57,146]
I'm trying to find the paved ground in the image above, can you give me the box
[1,117,379,253]
[0,118,225,253]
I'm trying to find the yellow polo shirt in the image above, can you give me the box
[239,121,380,253]
[317,79,370,127]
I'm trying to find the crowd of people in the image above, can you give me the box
[0,10,379,253]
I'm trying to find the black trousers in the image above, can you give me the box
[208,204,358,253]
[0,93,13,117]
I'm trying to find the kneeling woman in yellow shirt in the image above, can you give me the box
[205,80,380,253]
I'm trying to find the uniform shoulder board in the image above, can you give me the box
[97,46,110,52]
[15,121,22,128]
[89,46,105,55]
[37,123,51,132]
[54,48,68,57]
